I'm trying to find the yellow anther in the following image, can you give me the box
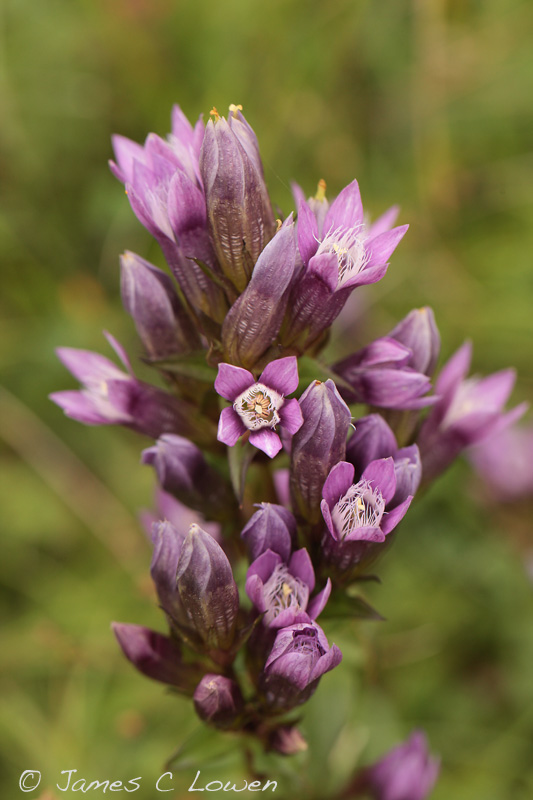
[209,107,220,120]
[282,583,293,599]
[276,218,283,231]
[229,103,243,117]
[315,178,327,202]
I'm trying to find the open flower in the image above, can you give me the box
[245,548,331,628]
[320,458,413,574]
[215,356,303,458]
[418,342,527,484]
[259,620,342,711]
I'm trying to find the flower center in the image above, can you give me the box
[316,225,369,287]
[262,564,309,624]
[233,382,284,431]
[331,479,385,540]
[291,626,325,657]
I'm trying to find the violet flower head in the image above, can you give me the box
[361,730,440,800]
[290,379,352,523]
[468,422,533,502]
[259,620,342,711]
[112,623,199,693]
[321,458,413,574]
[388,307,441,377]
[142,434,230,520]
[50,332,211,443]
[334,337,435,411]
[284,180,408,348]
[120,251,200,359]
[215,356,303,458]
[418,342,527,485]
[241,503,297,562]
[175,524,240,652]
[246,548,331,628]
[200,105,276,292]
[193,674,244,729]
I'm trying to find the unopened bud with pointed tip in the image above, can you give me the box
[120,251,200,359]
[176,525,239,652]
[290,379,352,523]
[388,306,440,377]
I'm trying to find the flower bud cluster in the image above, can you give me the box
[52,102,525,778]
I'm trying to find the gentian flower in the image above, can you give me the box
[387,307,440,377]
[418,342,527,484]
[240,503,297,562]
[110,105,227,322]
[245,548,331,628]
[290,379,352,523]
[112,623,200,693]
[284,179,408,349]
[142,434,232,520]
[357,730,440,800]
[468,422,533,502]
[333,337,436,410]
[50,332,214,444]
[193,674,244,729]
[200,105,276,292]
[215,356,303,458]
[259,620,342,711]
[320,458,413,574]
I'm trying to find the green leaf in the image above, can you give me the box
[321,592,385,622]
[297,356,356,394]
[228,440,255,504]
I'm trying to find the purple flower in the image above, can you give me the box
[193,674,244,729]
[284,180,408,349]
[259,620,342,711]
[215,356,303,458]
[418,342,527,484]
[333,337,436,411]
[360,730,440,800]
[346,414,422,505]
[221,218,298,369]
[290,379,352,523]
[50,333,214,444]
[200,105,276,292]
[175,524,240,652]
[120,251,200,359]
[468,422,533,502]
[112,623,200,693]
[241,503,297,562]
[246,548,331,628]
[142,434,231,520]
[110,106,227,322]
[320,458,413,574]
[388,307,440,377]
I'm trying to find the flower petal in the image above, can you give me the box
[217,407,246,446]
[249,429,283,458]
[322,461,355,508]
[362,457,396,504]
[215,363,254,402]
[365,224,409,268]
[279,398,304,435]
[260,356,299,396]
[324,179,363,232]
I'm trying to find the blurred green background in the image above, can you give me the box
[1,0,532,797]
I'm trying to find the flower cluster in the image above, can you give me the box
[52,103,525,786]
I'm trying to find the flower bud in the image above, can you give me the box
[241,503,297,562]
[359,730,440,800]
[176,525,239,652]
[268,725,308,756]
[120,251,200,359]
[142,434,230,520]
[200,110,276,292]
[259,621,342,712]
[221,219,298,369]
[346,414,398,478]
[388,307,440,377]
[112,623,199,693]
[193,674,244,729]
[290,379,351,523]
